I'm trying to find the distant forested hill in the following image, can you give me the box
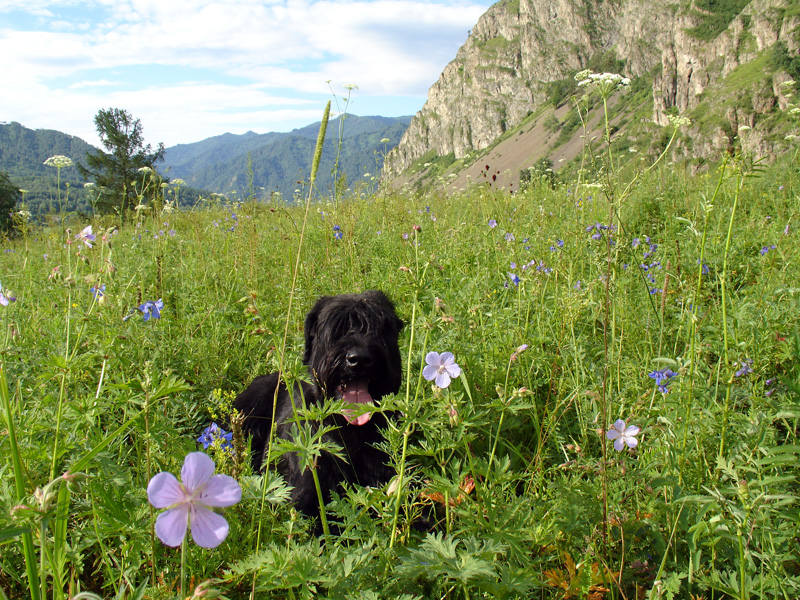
[162,115,411,200]
[1,115,411,218]
[0,121,98,216]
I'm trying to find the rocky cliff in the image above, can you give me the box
[383,0,799,182]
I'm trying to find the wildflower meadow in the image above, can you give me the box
[1,88,800,600]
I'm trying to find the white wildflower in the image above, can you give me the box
[666,114,691,128]
[44,155,73,168]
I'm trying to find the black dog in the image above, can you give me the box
[233,290,404,521]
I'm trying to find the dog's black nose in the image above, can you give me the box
[346,349,373,368]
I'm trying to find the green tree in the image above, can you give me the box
[0,171,21,232]
[78,108,165,213]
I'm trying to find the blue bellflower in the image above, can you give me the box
[649,367,677,393]
[198,423,233,452]
[139,299,164,321]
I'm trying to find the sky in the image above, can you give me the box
[0,0,493,148]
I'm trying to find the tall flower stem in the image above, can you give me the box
[717,165,745,460]
[679,165,723,482]
[180,537,186,600]
[390,292,418,549]
[250,104,330,600]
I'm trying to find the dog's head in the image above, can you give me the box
[303,290,403,425]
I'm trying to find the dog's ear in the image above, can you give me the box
[368,290,404,334]
[303,295,330,364]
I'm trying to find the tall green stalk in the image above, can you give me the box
[252,103,331,583]
[718,165,745,459]
[0,367,40,600]
[390,293,417,549]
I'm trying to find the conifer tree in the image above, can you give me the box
[0,171,20,232]
[78,108,165,213]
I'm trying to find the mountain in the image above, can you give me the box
[0,121,100,215]
[0,115,411,215]
[383,0,800,190]
[161,115,412,199]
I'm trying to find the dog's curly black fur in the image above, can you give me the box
[232,290,404,520]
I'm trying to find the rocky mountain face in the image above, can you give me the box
[384,0,799,180]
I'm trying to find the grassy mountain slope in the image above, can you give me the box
[395,44,798,193]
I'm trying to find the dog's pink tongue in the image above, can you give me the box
[340,381,373,426]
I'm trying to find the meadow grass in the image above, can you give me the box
[1,93,800,600]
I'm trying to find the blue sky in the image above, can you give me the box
[0,0,493,147]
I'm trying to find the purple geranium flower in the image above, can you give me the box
[147,452,241,548]
[488,219,497,228]
[606,419,640,451]
[649,367,677,393]
[508,272,520,286]
[138,299,164,321]
[422,351,461,389]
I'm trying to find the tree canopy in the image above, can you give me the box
[78,108,165,213]
[0,171,21,232]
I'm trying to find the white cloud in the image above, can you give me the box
[0,0,491,145]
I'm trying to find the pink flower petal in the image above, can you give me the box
[613,438,625,452]
[440,352,455,364]
[199,474,242,508]
[155,505,189,547]
[626,436,639,449]
[190,505,230,548]
[147,472,184,508]
[181,452,215,492]
[625,425,640,436]
[606,429,621,441]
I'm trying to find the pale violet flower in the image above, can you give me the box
[147,452,241,548]
[423,351,461,388]
[75,225,95,248]
[606,419,640,451]
[0,282,16,307]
